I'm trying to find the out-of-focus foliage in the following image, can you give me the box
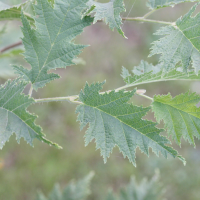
[36,172,94,200]
[36,171,164,200]
[107,170,164,200]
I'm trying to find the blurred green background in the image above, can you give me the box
[0,0,200,199]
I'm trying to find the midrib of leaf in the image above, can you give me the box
[2,86,22,107]
[32,1,72,84]
[175,23,200,55]
[0,107,42,140]
[83,99,173,157]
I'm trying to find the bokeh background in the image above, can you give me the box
[0,0,200,199]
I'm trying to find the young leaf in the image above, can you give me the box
[0,79,61,149]
[149,4,200,73]
[86,0,126,38]
[36,172,94,200]
[14,0,93,90]
[152,92,200,146]
[121,61,200,87]
[0,1,33,22]
[76,81,185,166]
[147,0,200,10]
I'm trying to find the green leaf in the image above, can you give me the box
[36,172,94,200]
[147,0,200,10]
[152,92,200,146]
[0,1,33,22]
[0,79,61,149]
[76,81,185,166]
[14,0,93,90]
[86,0,126,38]
[121,61,200,87]
[149,4,200,73]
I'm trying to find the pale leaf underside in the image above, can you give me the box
[0,79,60,149]
[76,82,185,166]
[14,0,93,90]
[150,4,200,73]
[86,0,126,37]
[121,60,200,87]
[152,92,200,146]
[147,0,200,10]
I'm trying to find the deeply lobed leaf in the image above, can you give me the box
[150,4,200,73]
[147,0,200,10]
[152,92,200,146]
[14,0,93,90]
[0,79,60,149]
[76,81,185,166]
[121,61,200,87]
[86,0,126,37]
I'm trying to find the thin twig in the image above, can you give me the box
[98,17,173,25]
[121,17,173,25]
[34,89,150,104]
[29,85,33,97]
[0,41,22,54]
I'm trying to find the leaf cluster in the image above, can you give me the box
[0,0,200,167]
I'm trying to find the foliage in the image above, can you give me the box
[86,0,126,37]
[121,61,200,87]
[150,4,200,73]
[36,172,94,200]
[152,92,200,146]
[76,81,184,166]
[0,0,200,167]
[14,0,93,91]
[36,171,164,200]
[108,171,164,200]
[0,79,60,149]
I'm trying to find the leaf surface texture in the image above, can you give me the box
[0,79,60,149]
[152,92,200,146]
[150,4,200,73]
[76,82,184,166]
[87,0,126,37]
[122,61,200,86]
[14,0,93,90]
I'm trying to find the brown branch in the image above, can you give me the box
[0,41,22,54]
